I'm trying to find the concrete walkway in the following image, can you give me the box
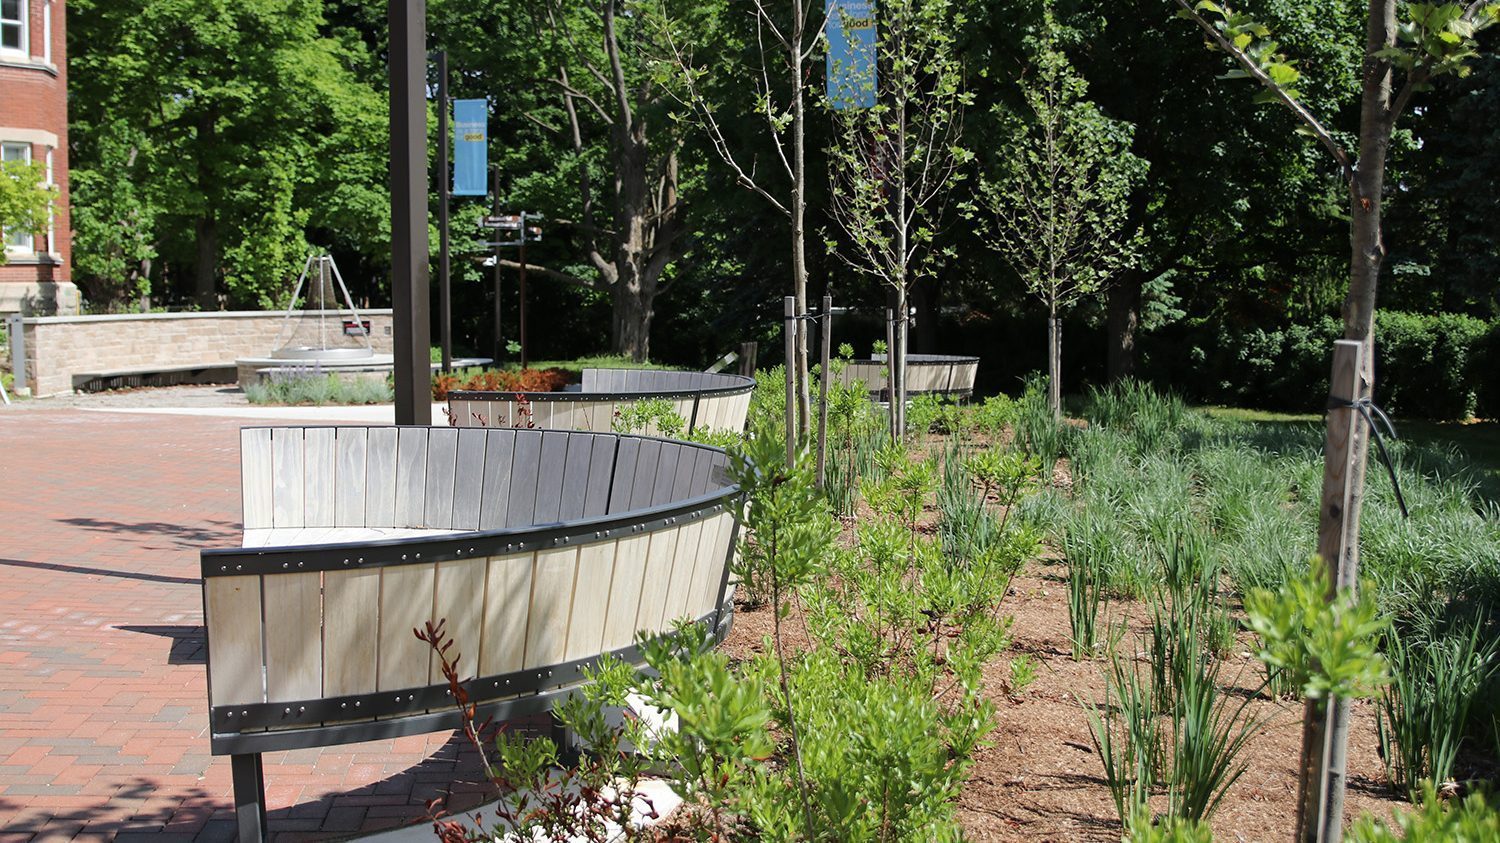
[0,408,495,841]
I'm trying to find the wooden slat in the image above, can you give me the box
[506,430,543,528]
[478,429,516,529]
[549,402,577,432]
[303,428,336,527]
[629,439,663,510]
[432,558,487,682]
[530,401,554,431]
[635,526,681,634]
[378,564,436,691]
[479,552,534,676]
[395,428,430,528]
[205,576,265,706]
[600,534,650,651]
[271,429,305,529]
[365,427,399,528]
[607,437,640,514]
[623,370,643,392]
[663,520,705,624]
[263,572,322,702]
[565,540,617,661]
[672,398,694,431]
[524,548,579,669]
[650,444,681,506]
[691,513,735,618]
[670,446,702,501]
[424,428,460,529]
[580,369,599,392]
[334,428,368,528]
[558,434,594,522]
[322,568,380,697]
[533,432,570,523]
[241,429,274,529]
[583,436,617,518]
[451,428,488,530]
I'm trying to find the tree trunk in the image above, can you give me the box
[1047,307,1062,419]
[612,278,652,362]
[194,211,218,310]
[1296,2,1395,840]
[789,1,811,443]
[1107,271,1141,382]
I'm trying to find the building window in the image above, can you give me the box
[2,142,34,253]
[0,0,26,55]
[42,0,49,63]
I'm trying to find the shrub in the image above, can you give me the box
[431,367,570,401]
[245,370,392,405]
[1348,783,1500,842]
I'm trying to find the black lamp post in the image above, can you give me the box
[389,0,431,425]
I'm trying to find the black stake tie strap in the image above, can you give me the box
[1326,395,1410,519]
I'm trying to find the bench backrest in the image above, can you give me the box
[202,426,741,755]
[834,355,980,397]
[447,369,754,436]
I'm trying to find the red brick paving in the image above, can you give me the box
[0,411,495,841]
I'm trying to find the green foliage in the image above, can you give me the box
[1243,561,1390,701]
[1348,782,1500,842]
[728,420,837,609]
[0,158,54,267]
[1008,654,1038,695]
[611,397,687,439]
[1377,615,1500,797]
[1127,812,1216,843]
[244,371,393,406]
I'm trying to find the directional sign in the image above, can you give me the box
[453,99,488,196]
[826,0,876,110]
[481,215,523,230]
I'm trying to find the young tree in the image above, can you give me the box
[970,15,1146,418]
[1172,1,1500,839]
[0,158,54,267]
[643,0,822,439]
[824,0,972,440]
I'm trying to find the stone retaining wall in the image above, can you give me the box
[9,310,395,396]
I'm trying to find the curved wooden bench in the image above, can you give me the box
[447,368,754,435]
[201,425,743,840]
[834,354,980,399]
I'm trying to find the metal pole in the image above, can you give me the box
[885,307,896,440]
[816,294,831,489]
[492,167,503,363]
[518,211,529,370]
[436,49,453,373]
[784,297,796,469]
[389,0,432,425]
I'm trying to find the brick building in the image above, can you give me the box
[1,0,74,314]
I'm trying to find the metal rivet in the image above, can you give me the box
[220,565,227,572]
[236,565,242,571]
[408,694,415,701]
[297,561,304,568]
[298,706,305,713]
[445,689,452,696]
[284,707,291,714]
[354,701,361,707]
[415,553,421,559]
[505,679,511,685]
[401,554,408,560]
[281,562,289,569]
[343,558,350,565]
[241,710,248,717]
[341,703,347,709]
[227,711,234,718]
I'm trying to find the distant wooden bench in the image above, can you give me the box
[200,425,743,841]
[72,362,237,392]
[447,368,755,435]
[834,354,980,400]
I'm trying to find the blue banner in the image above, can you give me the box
[453,98,488,196]
[826,0,876,110]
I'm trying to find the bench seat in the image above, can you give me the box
[242,526,462,549]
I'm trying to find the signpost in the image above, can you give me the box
[480,212,543,368]
[826,0,877,109]
[436,50,452,373]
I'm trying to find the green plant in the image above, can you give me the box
[1015,373,1068,465]
[1127,811,1216,842]
[1377,614,1499,798]
[611,397,686,438]
[1243,561,1390,702]
[1348,782,1500,841]
[1089,653,1160,828]
[244,370,392,406]
[1008,654,1037,695]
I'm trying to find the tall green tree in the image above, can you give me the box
[69,0,388,310]
[970,12,1146,417]
[825,0,972,439]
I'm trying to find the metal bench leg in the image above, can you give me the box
[231,753,267,842]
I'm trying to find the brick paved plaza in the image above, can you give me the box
[0,410,491,841]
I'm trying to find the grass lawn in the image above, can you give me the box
[1203,405,1500,504]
